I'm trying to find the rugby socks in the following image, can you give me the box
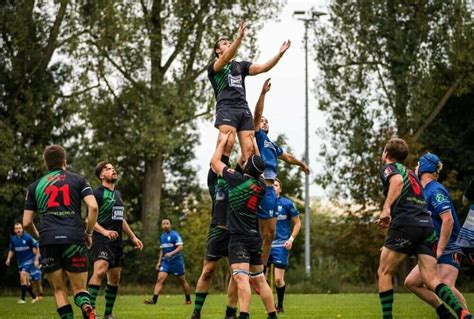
[74,291,92,312]
[267,311,277,318]
[152,294,159,304]
[435,283,464,317]
[57,304,74,319]
[276,285,286,308]
[226,305,238,317]
[20,285,27,300]
[186,294,191,303]
[239,311,250,319]
[193,292,208,314]
[26,285,36,299]
[88,284,100,309]
[379,289,393,319]
[104,284,119,315]
[436,303,453,319]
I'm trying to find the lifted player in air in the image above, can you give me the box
[209,21,291,167]
[376,138,471,319]
[211,131,277,319]
[5,222,40,304]
[23,145,98,319]
[191,166,238,319]
[404,153,468,318]
[253,79,309,266]
[144,218,192,305]
[267,179,301,313]
[87,161,143,319]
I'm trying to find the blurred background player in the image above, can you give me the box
[209,21,291,168]
[191,166,238,319]
[267,179,301,313]
[376,139,471,319]
[457,178,474,265]
[5,222,40,303]
[253,79,309,266]
[405,153,468,318]
[211,131,277,319]
[144,218,191,305]
[87,161,143,319]
[22,145,98,319]
[29,262,44,299]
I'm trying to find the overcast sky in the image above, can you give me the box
[192,0,330,198]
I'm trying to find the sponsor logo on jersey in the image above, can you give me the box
[264,140,277,151]
[228,74,243,88]
[112,206,124,220]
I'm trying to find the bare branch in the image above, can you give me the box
[58,84,100,98]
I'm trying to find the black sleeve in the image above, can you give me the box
[207,168,217,198]
[207,61,216,75]
[379,164,401,184]
[24,182,38,211]
[93,188,103,207]
[465,178,474,201]
[222,167,246,188]
[240,61,253,76]
[80,177,94,199]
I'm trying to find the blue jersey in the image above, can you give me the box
[424,180,461,253]
[272,196,299,247]
[456,204,474,248]
[9,233,38,267]
[160,230,183,261]
[255,130,284,180]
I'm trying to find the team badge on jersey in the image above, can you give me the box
[384,166,393,178]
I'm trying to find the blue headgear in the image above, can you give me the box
[418,153,442,176]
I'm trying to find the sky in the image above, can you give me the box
[192,0,330,198]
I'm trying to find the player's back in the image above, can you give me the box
[25,170,92,246]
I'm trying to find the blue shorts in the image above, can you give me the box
[268,246,289,269]
[18,262,34,274]
[258,186,278,219]
[160,256,185,276]
[29,267,42,281]
[438,251,462,269]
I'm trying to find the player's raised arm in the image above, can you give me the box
[279,152,310,174]
[213,21,247,72]
[254,78,272,131]
[249,40,291,75]
[210,131,231,176]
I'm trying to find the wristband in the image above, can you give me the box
[288,236,295,242]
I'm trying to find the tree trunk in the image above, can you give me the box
[141,153,165,239]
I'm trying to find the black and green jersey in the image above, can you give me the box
[222,167,266,237]
[207,168,229,227]
[93,185,124,244]
[24,170,93,246]
[380,163,433,228]
[207,60,252,111]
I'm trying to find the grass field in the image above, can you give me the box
[1,293,473,318]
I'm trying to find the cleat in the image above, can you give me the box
[224,316,237,319]
[185,300,192,305]
[17,299,26,304]
[31,296,40,303]
[143,299,156,305]
[460,310,472,319]
[82,304,96,319]
[191,312,201,319]
[276,305,284,313]
[104,315,117,319]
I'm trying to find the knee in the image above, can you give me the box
[275,278,285,287]
[95,268,107,280]
[202,268,215,281]
[404,276,415,290]
[377,264,395,278]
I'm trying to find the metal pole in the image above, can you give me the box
[304,20,311,278]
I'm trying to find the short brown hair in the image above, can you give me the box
[384,138,409,162]
[213,38,227,58]
[43,145,67,170]
[95,161,112,180]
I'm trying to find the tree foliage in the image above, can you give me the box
[314,0,474,208]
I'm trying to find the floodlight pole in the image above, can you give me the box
[294,10,326,278]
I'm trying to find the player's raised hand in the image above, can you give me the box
[237,21,247,39]
[261,78,272,94]
[301,163,310,175]
[279,40,291,57]
[132,236,144,250]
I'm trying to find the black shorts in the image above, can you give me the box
[384,226,437,257]
[228,235,263,266]
[205,226,230,261]
[40,244,88,273]
[93,240,124,268]
[214,108,254,132]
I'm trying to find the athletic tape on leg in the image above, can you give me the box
[232,269,250,277]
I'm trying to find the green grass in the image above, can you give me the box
[1,293,473,318]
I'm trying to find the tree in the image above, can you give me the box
[314,0,474,208]
[70,0,283,239]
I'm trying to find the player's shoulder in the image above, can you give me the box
[380,162,401,178]
[65,170,87,180]
[279,196,293,205]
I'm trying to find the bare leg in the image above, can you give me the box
[259,218,277,265]
[237,130,256,163]
[46,269,69,308]
[153,272,169,295]
[195,260,217,292]
[250,264,276,314]
[178,274,191,297]
[231,263,251,313]
[217,125,237,157]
